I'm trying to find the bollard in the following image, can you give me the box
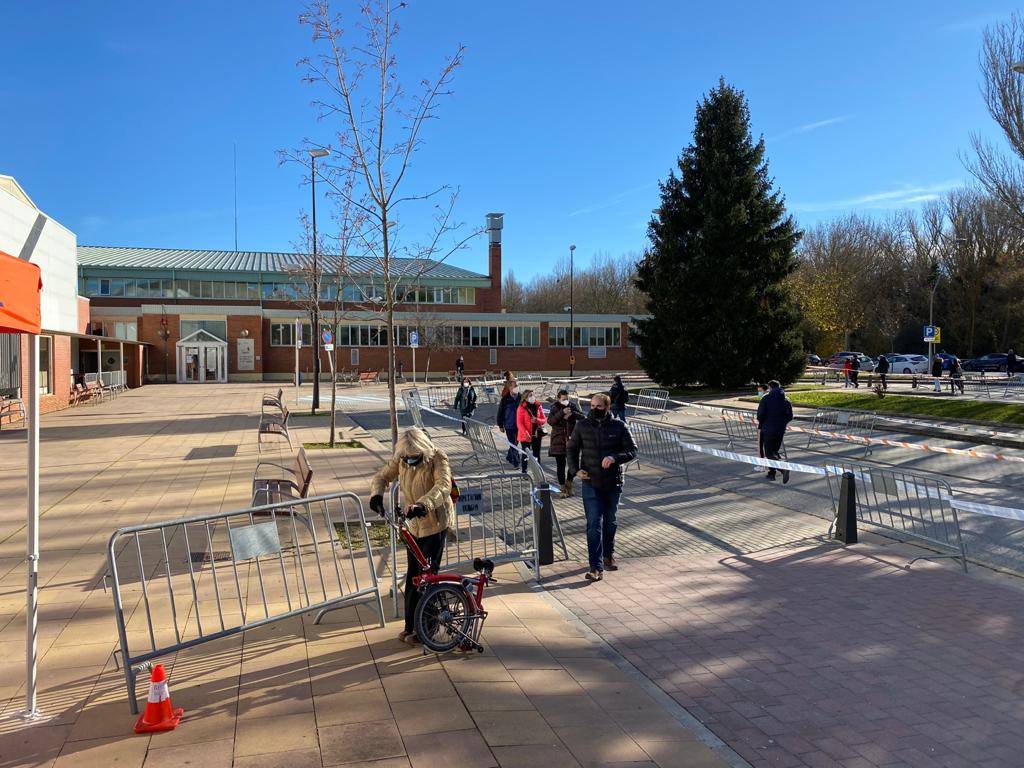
[834,471,858,544]
[536,487,555,566]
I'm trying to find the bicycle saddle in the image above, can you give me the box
[473,557,495,576]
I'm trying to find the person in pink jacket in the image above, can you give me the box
[516,389,547,473]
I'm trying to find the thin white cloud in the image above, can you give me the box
[770,114,854,142]
[790,180,962,213]
[568,182,654,218]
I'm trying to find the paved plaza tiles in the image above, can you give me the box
[0,383,731,768]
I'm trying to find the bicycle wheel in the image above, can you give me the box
[414,583,472,653]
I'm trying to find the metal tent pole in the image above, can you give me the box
[24,334,40,718]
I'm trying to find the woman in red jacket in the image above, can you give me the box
[516,389,547,473]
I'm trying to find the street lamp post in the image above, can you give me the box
[569,244,576,378]
[309,148,329,411]
[928,236,968,370]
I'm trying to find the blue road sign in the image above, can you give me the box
[321,328,333,345]
[409,331,420,348]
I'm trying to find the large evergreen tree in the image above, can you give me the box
[633,79,805,388]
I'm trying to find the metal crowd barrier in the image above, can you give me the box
[422,384,461,410]
[629,418,690,485]
[106,491,384,714]
[100,370,127,393]
[386,471,567,616]
[805,407,875,457]
[631,388,669,418]
[719,407,787,459]
[824,461,966,571]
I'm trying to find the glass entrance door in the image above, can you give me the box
[204,346,219,382]
[185,346,201,382]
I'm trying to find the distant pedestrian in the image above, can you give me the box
[609,375,629,422]
[843,358,853,388]
[875,354,889,391]
[453,378,477,419]
[567,393,638,581]
[756,383,768,399]
[850,356,861,388]
[548,389,583,496]
[931,356,943,392]
[950,358,965,395]
[455,355,465,381]
[1008,348,1017,376]
[756,380,793,484]
[497,379,521,467]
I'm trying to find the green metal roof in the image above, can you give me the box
[77,246,488,280]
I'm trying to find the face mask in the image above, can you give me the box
[591,407,607,418]
[527,395,536,404]
[402,454,424,466]
[559,399,569,405]
[462,382,469,388]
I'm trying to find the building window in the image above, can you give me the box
[548,326,622,348]
[38,336,52,395]
[270,322,313,347]
[181,319,228,340]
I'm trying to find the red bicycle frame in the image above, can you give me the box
[398,523,490,611]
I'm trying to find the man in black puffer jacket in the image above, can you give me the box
[567,393,638,581]
[756,380,793,483]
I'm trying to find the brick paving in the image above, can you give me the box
[544,538,1024,768]
[0,383,733,768]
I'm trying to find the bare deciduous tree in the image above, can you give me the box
[293,0,480,445]
[966,13,1024,227]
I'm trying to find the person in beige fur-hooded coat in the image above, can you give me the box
[369,427,453,644]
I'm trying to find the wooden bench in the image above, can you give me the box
[258,404,292,452]
[262,388,285,415]
[358,370,380,386]
[252,447,312,506]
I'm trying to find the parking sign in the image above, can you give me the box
[410,331,420,348]
[923,325,941,343]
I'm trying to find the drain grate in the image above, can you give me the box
[188,550,233,564]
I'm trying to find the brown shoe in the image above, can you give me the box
[565,479,574,497]
[584,569,603,581]
[558,484,568,497]
[398,631,420,645]
[603,555,619,571]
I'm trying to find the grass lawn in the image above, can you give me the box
[303,440,365,449]
[635,383,823,398]
[335,521,391,549]
[784,390,1024,425]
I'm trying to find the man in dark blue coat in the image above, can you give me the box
[756,380,793,483]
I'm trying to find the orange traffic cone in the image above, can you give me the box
[133,663,184,734]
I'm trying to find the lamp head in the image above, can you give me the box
[569,244,576,252]
[308,148,330,159]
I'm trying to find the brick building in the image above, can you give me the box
[79,214,644,382]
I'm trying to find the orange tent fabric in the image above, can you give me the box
[0,250,42,334]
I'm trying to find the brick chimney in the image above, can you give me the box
[486,213,503,306]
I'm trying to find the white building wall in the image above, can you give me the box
[0,178,79,334]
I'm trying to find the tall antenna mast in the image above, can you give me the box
[233,141,238,251]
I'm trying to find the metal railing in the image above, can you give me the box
[100,370,127,392]
[631,388,669,418]
[386,471,567,616]
[805,407,876,457]
[106,491,384,713]
[824,461,966,571]
[628,418,690,485]
[719,407,788,459]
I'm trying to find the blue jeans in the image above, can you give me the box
[581,482,622,571]
[612,406,627,423]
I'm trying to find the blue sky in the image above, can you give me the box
[1,1,1019,281]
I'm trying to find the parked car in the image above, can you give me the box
[935,352,960,371]
[827,352,876,372]
[962,353,1011,373]
[806,353,822,366]
[887,354,929,374]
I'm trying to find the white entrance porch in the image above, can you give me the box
[176,329,228,383]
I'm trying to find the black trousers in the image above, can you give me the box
[762,433,785,477]
[405,530,445,634]
[553,454,575,485]
[520,436,542,471]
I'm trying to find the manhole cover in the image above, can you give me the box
[184,445,238,460]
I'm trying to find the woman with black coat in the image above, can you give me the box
[547,389,583,496]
